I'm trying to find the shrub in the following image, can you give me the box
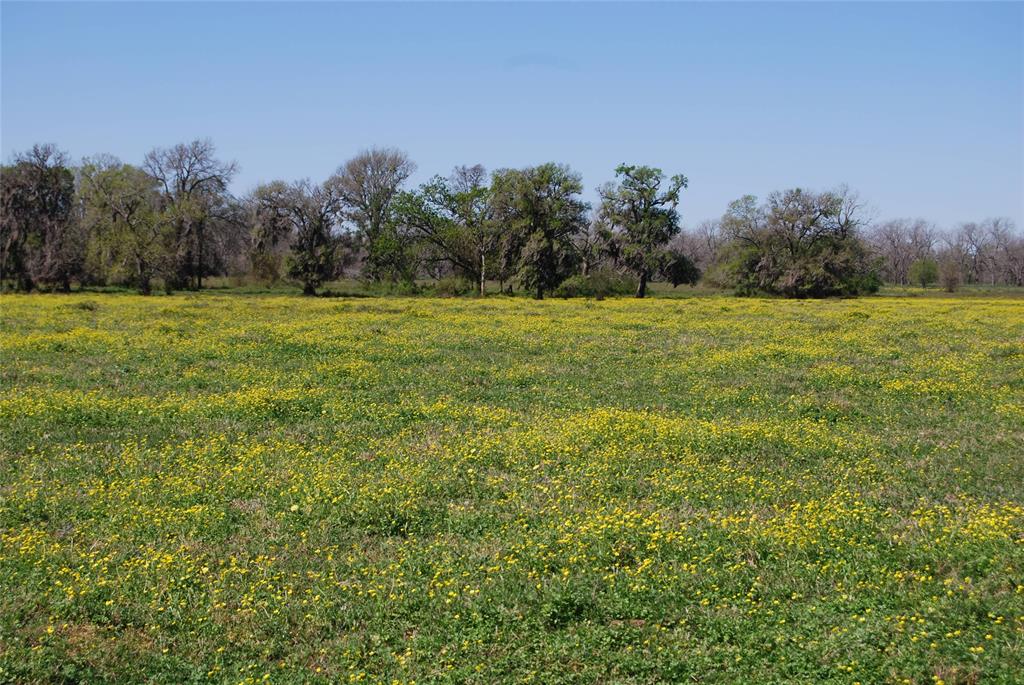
[661,250,701,287]
[432,276,474,297]
[554,269,636,299]
[908,258,938,288]
[362,280,421,296]
[940,260,961,292]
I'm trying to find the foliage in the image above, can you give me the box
[660,248,701,287]
[0,144,80,291]
[79,159,169,294]
[598,164,689,297]
[940,258,962,292]
[393,165,498,296]
[283,180,345,296]
[908,257,939,288]
[431,275,475,297]
[331,148,416,284]
[1,292,1022,683]
[7,140,1024,297]
[490,163,589,299]
[719,188,881,298]
[143,139,238,291]
[553,268,636,298]
[245,180,294,283]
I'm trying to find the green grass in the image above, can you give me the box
[1,292,1022,683]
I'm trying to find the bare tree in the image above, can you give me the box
[673,219,723,273]
[983,217,1020,285]
[870,219,915,285]
[573,215,613,278]
[1003,234,1024,286]
[144,139,238,290]
[958,221,992,284]
[330,147,416,282]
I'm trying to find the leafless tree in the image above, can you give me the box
[144,139,238,289]
[983,217,1020,285]
[868,218,937,285]
[329,147,416,282]
[673,219,724,272]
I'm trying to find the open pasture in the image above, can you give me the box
[1,294,1022,683]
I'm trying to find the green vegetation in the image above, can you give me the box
[909,259,939,289]
[6,142,1021,301]
[2,291,1022,683]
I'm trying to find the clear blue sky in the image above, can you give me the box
[3,1,1022,227]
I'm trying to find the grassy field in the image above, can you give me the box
[1,292,1022,684]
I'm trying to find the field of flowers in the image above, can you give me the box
[1,292,1022,683]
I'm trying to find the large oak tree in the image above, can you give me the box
[489,163,589,299]
[598,164,689,297]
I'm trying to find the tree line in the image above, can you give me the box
[2,140,1020,298]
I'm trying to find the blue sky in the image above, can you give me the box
[3,2,1022,227]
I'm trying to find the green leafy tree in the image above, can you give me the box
[394,164,499,295]
[245,181,294,283]
[598,164,689,297]
[661,249,701,287]
[489,163,589,299]
[719,187,879,298]
[80,158,168,294]
[908,257,938,288]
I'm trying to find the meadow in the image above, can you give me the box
[1,292,1022,684]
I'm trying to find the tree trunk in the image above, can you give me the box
[635,270,648,298]
[535,285,544,300]
[196,224,204,290]
[302,282,316,296]
[479,253,486,297]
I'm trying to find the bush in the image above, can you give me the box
[432,276,474,297]
[661,250,701,287]
[908,258,938,288]
[939,260,961,292]
[722,239,880,298]
[362,280,421,296]
[554,269,636,299]
[250,252,284,283]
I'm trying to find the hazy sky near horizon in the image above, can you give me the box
[2,1,1022,227]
